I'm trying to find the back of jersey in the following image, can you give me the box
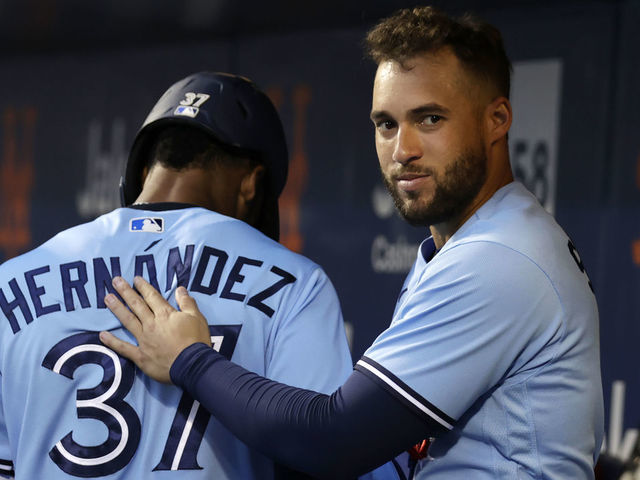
[0,205,351,479]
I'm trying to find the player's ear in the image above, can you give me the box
[239,164,265,204]
[236,163,265,223]
[140,165,150,185]
[484,96,512,145]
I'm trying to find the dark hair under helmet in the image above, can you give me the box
[121,72,288,241]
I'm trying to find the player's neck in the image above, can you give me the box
[135,165,239,217]
[429,159,513,250]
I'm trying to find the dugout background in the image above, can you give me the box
[0,0,638,463]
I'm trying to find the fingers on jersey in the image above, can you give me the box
[102,277,211,384]
[99,330,141,364]
[114,276,175,320]
[99,327,173,384]
[174,286,202,317]
[104,291,143,338]
[107,277,155,327]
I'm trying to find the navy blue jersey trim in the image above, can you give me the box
[0,458,14,477]
[391,458,408,480]
[128,202,200,211]
[420,237,437,263]
[356,356,455,430]
[396,287,408,304]
[144,239,163,251]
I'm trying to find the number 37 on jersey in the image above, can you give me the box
[41,325,241,477]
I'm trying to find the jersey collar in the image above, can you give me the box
[420,237,438,263]
[128,202,201,211]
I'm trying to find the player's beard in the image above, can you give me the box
[382,146,488,227]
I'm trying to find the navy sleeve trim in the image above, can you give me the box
[0,458,14,477]
[391,458,408,480]
[356,356,455,430]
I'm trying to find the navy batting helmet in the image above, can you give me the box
[121,72,288,241]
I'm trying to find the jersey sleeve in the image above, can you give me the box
[265,267,352,393]
[358,242,564,425]
[0,376,15,479]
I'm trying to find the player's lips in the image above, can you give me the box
[395,173,431,191]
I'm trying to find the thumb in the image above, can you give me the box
[175,287,201,315]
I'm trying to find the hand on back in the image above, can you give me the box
[99,276,211,383]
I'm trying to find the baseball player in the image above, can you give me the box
[100,7,604,480]
[0,72,380,479]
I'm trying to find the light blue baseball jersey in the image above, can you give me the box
[0,204,354,479]
[358,182,603,479]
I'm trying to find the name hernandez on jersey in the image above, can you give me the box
[0,243,296,335]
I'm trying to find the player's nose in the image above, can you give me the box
[392,125,422,165]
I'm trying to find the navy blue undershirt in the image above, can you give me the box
[171,343,444,479]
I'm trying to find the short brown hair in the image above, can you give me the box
[365,6,512,98]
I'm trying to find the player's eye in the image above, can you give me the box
[422,115,442,126]
[375,119,396,131]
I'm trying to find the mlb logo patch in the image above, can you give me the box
[130,217,164,233]
[174,105,199,118]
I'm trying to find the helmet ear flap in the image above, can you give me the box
[119,176,126,208]
[121,125,157,207]
[122,72,288,241]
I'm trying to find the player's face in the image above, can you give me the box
[371,49,488,227]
